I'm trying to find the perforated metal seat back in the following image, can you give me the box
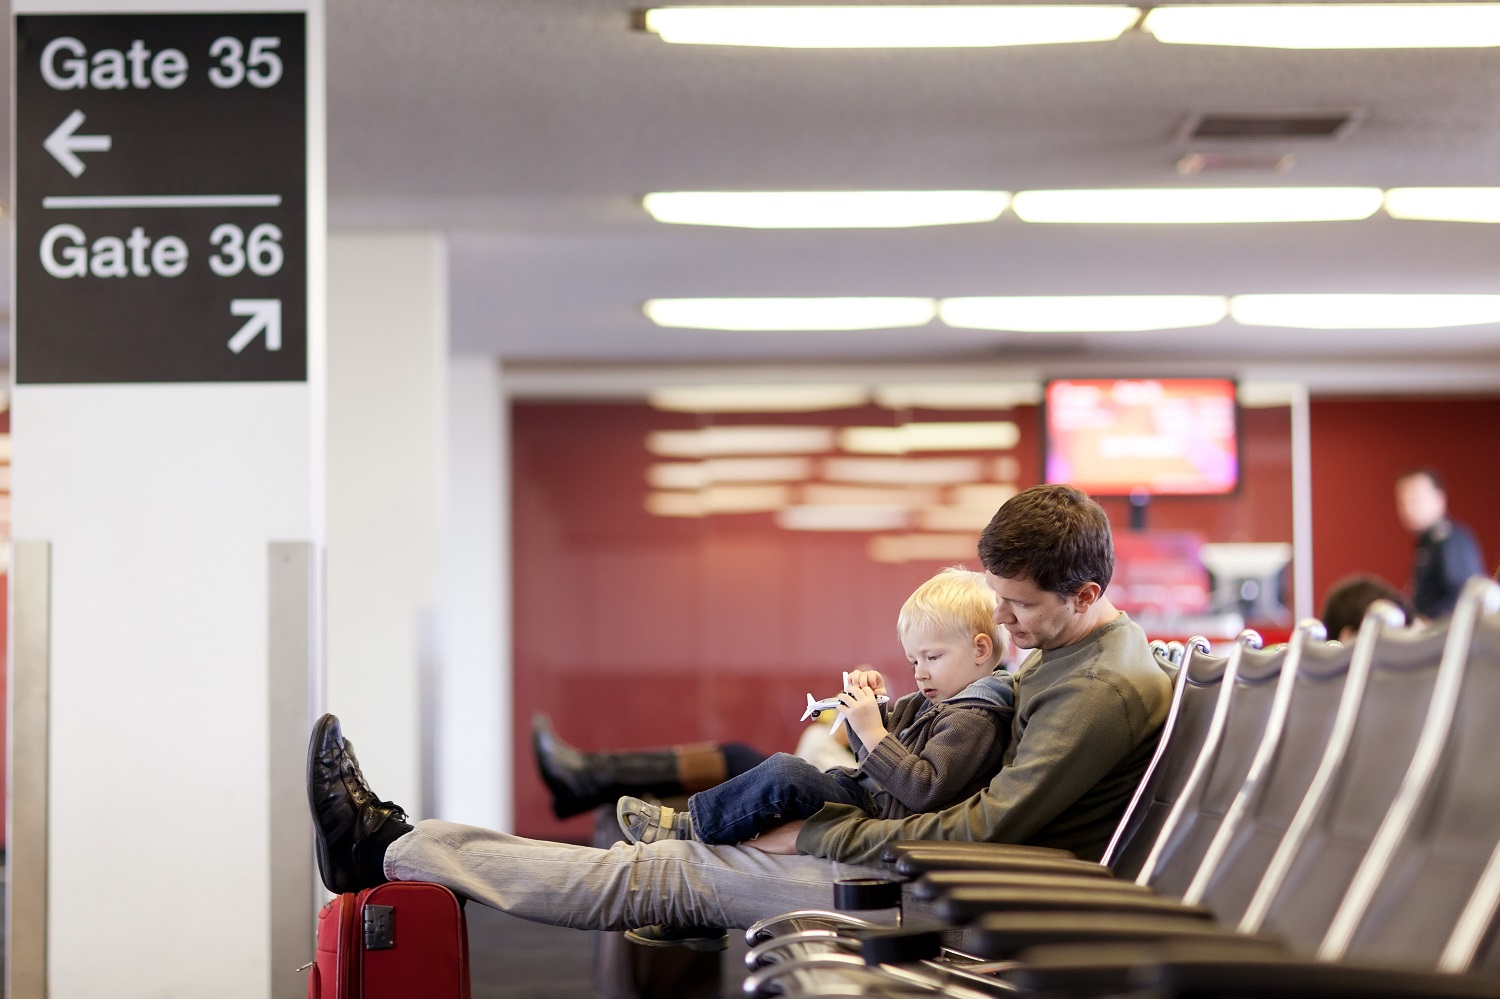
[1197,640,1353,924]
[1148,644,1289,899]
[1258,625,1450,953]
[1111,645,1229,881]
[1345,614,1500,968]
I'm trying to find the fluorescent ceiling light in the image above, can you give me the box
[868,533,979,564]
[648,457,814,490]
[1230,294,1500,329]
[645,492,705,518]
[1143,4,1500,49]
[644,485,792,517]
[649,384,869,413]
[803,484,942,507]
[839,422,1021,454]
[701,485,792,513]
[1011,188,1383,224]
[646,426,835,458]
[1385,188,1500,224]
[952,484,1020,510]
[941,296,1228,333]
[823,457,983,485]
[874,382,1043,410]
[643,191,1011,228]
[645,298,936,332]
[777,505,910,532]
[643,6,1140,48]
[916,506,999,532]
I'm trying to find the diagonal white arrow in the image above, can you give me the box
[44,110,111,178]
[228,299,282,353]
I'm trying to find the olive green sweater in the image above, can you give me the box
[795,613,1170,865]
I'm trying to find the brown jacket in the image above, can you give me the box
[841,671,1015,819]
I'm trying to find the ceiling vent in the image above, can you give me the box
[1181,112,1359,141]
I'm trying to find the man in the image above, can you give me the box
[309,484,1172,932]
[1395,468,1485,619]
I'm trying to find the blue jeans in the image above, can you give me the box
[687,752,876,845]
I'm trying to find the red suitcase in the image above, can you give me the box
[308,881,470,999]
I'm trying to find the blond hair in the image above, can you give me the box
[897,566,1003,668]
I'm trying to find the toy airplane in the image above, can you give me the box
[800,672,890,722]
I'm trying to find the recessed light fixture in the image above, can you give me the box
[1011,188,1383,224]
[868,533,979,563]
[647,457,815,490]
[641,5,1140,48]
[646,426,836,458]
[940,296,1229,333]
[1143,4,1500,49]
[1384,188,1500,224]
[873,382,1043,410]
[648,384,870,413]
[803,484,943,507]
[643,191,1011,228]
[823,456,984,485]
[645,298,937,331]
[777,505,910,532]
[1230,294,1500,329]
[839,422,1021,454]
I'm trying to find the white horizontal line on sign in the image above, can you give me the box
[42,194,283,209]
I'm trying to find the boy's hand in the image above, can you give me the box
[838,680,888,749]
[844,668,887,697]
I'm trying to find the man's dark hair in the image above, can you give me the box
[1320,574,1417,638]
[1397,467,1446,493]
[978,484,1113,596]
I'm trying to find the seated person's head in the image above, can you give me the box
[977,484,1115,651]
[1320,574,1417,642]
[897,567,1006,703]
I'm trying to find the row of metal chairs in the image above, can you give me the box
[739,574,1500,997]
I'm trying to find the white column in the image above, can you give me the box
[436,357,509,830]
[325,231,447,817]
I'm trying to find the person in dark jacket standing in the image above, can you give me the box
[615,567,1015,846]
[1396,468,1485,619]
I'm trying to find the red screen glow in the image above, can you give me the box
[1045,379,1239,496]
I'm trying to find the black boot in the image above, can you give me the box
[307,714,413,894]
[532,714,726,819]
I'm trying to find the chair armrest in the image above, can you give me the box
[1137,949,1500,998]
[1000,939,1287,994]
[912,870,1155,902]
[883,840,1077,865]
[939,887,1213,925]
[970,912,1266,960]
[892,848,1113,878]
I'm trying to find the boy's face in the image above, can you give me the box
[900,626,994,703]
[984,571,1092,651]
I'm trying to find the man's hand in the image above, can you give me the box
[745,820,805,855]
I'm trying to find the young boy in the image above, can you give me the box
[617,567,1015,846]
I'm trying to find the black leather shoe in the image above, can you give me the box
[532,713,600,818]
[307,713,410,894]
[532,714,691,819]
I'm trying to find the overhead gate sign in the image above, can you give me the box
[15,13,306,383]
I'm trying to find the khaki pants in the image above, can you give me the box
[385,819,919,931]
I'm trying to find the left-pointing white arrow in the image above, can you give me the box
[228,299,282,353]
[44,110,111,178]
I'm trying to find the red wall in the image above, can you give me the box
[1309,397,1500,612]
[510,399,1302,840]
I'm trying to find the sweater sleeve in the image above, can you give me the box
[857,705,1004,813]
[795,673,1140,864]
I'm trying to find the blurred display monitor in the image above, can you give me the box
[1045,378,1239,496]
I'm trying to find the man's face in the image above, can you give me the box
[1396,475,1446,534]
[983,571,1082,651]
